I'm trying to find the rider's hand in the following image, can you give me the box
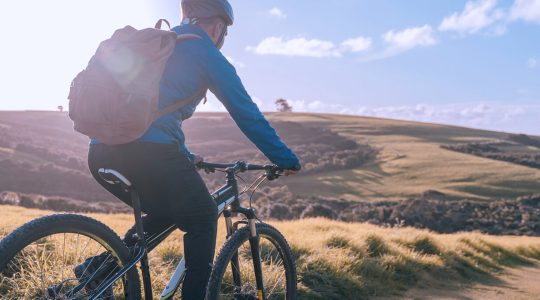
[190,153,204,165]
[282,163,301,176]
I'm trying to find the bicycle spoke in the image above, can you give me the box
[61,233,66,285]
[0,232,126,299]
[218,234,288,299]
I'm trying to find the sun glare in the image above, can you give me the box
[0,0,160,110]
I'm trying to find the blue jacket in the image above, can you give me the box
[94,24,299,169]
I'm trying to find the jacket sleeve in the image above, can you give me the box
[204,50,300,169]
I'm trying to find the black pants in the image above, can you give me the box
[88,142,218,300]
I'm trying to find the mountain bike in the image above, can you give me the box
[0,161,297,299]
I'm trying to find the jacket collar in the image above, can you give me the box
[172,24,213,44]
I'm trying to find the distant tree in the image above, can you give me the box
[275,98,293,112]
[57,105,64,112]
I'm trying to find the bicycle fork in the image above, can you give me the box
[249,218,266,300]
[226,209,266,300]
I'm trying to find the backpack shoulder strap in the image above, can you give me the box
[152,32,204,120]
[155,19,171,30]
[152,90,206,120]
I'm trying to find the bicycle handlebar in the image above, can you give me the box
[196,161,283,180]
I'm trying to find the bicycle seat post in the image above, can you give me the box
[97,168,153,299]
[130,188,154,300]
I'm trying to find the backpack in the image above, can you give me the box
[68,19,202,145]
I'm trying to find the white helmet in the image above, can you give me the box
[181,0,234,26]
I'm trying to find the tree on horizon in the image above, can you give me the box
[275,98,293,112]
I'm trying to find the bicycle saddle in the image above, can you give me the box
[98,168,132,188]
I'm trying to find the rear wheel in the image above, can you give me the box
[0,214,141,299]
[206,223,296,300]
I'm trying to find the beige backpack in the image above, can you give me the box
[68,19,201,145]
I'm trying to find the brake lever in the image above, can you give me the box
[266,167,283,181]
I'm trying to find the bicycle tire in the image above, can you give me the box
[0,213,141,299]
[206,223,297,300]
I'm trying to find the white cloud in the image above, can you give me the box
[246,34,373,58]
[439,0,504,34]
[246,37,342,58]
[528,58,538,68]
[341,37,372,52]
[247,27,435,60]
[289,99,306,111]
[200,97,540,134]
[354,25,438,61]
[286,99,347,113]
[268,7,287,19]
[355,103,540,134]
[245,27,434,61]
[307,100,324,110]
[225,56,246,68]
[266,100,540,134]
[383,25,438,51]
[510,0,540,24]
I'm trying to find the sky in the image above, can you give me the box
[0,0,538,134]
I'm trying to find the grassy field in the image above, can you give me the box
[268,113,540,201]
[2,205,540,299]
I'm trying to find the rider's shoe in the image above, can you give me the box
[73,252,116,299]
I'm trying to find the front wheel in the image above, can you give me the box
[0,214,141,299]
[206,223,297,300]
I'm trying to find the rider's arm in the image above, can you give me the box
[204,49,300,169]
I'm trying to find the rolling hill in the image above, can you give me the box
[0,111,539,234]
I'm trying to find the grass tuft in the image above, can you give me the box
[365,234,390,257]
[326,235,351,249]
[156,243,183,266]
[401,235,441,255]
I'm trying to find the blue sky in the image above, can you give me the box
[0,0,538,134]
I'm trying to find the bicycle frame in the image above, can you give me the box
[88,163,267,300]
[159,176,240,299]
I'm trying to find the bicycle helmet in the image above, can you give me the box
[181,0,234,26]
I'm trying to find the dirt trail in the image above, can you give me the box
[381,265,540,300]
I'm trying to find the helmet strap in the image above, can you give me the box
[215,26,227,49]
[183,17,226,48]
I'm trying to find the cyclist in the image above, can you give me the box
[79,0,301,299]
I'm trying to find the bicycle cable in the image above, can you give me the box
[248,174,267,209]
[235,173,248,194]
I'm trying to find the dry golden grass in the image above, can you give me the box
[268,113,540,201]
[2,205,540,299]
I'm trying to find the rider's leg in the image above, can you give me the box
[88,149,176,251]
[176,213,218,299]
[154,152,218,300]
[88,142,219,299]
